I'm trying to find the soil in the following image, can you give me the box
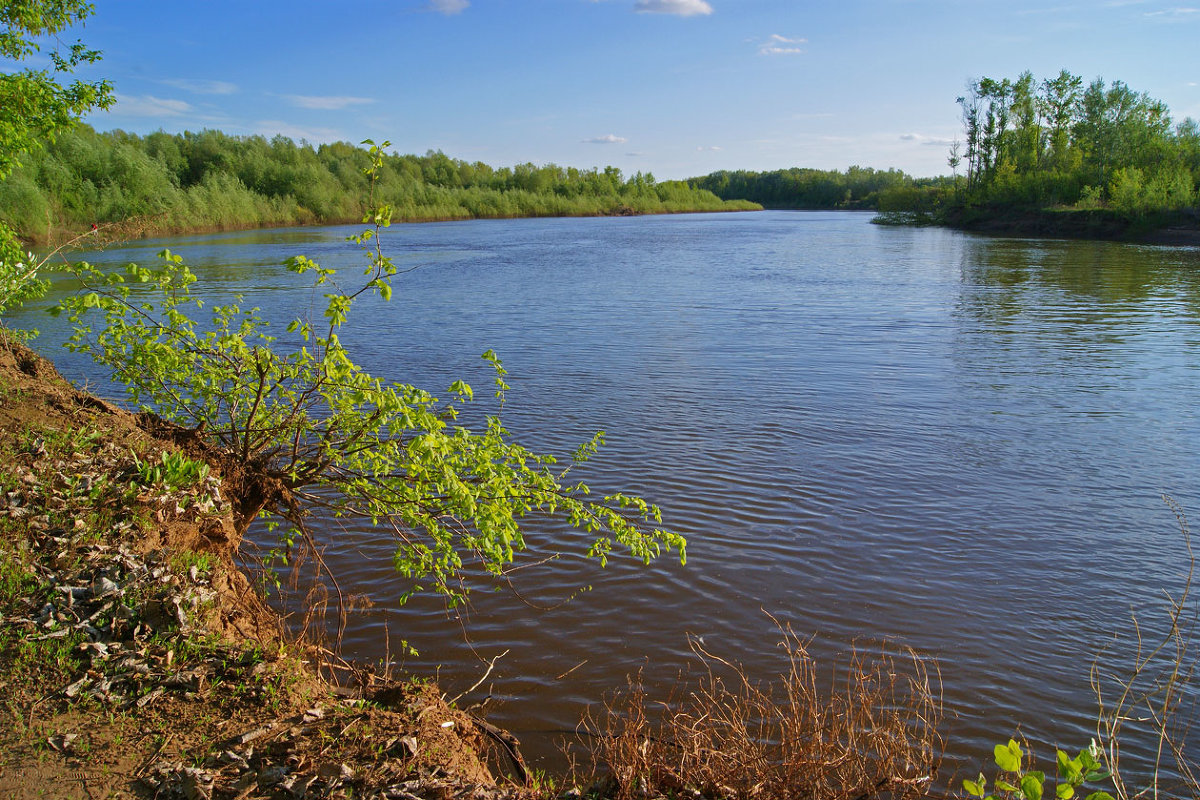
[0,331,545,800]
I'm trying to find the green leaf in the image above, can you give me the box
[1082,794,1114,800]
[1056,784,1075,799]
[963,778,985,798]
[995,740,1023,772]
[1021,771,1044,800]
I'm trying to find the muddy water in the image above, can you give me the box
[30,211,1200,783]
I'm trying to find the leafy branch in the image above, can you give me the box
[55,140,685,608]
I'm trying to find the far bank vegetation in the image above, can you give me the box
[0,127,759,243]
[875,70,1200,231]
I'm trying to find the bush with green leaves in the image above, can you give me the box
[56,141,685,606]
[964,738,1114,800]
[1,1,113,332]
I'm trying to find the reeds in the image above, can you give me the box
[580,617,942,800]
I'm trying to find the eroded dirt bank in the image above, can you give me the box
[0,332,535,800]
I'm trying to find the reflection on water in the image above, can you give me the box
[14,212,1200,784]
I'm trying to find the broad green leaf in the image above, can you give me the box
[995,740,1023,772]
[1021,771,1044,800]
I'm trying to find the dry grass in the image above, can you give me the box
[579,617,942,800]
[1093,496,1200,799]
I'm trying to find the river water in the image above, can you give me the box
[21,210,1200,784]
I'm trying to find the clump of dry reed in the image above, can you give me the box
[580,619,942,800]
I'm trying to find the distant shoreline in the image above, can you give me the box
[872,205,1200,246]
[940,206,1200,246]
[22,204,762,249]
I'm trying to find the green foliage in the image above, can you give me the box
[0,220,46,335]
[56,140,686,607]
[0,0,114,181]
[0,125,758,242]
[131,449,211,491]
[691,165,929,210]
[963,739,1113,800]
[0,1,111,329]
[944,70,1198,221]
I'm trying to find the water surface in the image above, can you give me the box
[23,211,1200,783]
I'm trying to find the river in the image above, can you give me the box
[19,210,1200,786]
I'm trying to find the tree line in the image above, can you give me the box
[688,165,919,210]
[0,126,758,242]
[883,70,1199,223]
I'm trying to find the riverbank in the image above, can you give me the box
[0,322,950,800]
[0,331,541,800]
[883,205,1200,245]
[19,203,762,250]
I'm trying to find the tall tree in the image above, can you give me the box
[1038,70,1083,169]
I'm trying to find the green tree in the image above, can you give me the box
[0,0,112,179]
[56,142,687,608]
[1039,70,1083,169]
[0,0,113,331]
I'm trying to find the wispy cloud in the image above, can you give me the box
[584,134,628,144]
[254,121,346,143]
[696,145,722,151]
[282,94,375,110]
[634,0,714,16]
[900,133,954,146]
[759,34,806,55]
[114,94,193,117]
[1144,6,1200,18]
[429,0,469,14]
[160,78,237,95]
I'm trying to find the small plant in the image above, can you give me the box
[963,739,1113,800]
[0,547,38,606]
[170,549,214,577]
[130,450,210,491]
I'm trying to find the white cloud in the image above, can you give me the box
[254,121,346,143]
[160,78,238,95]
[1144,6,1200,18]
[584,134,628,144]
[634,0,713,16]
[429,0,469,14]
[114,94,193,117]
[758,34,806,55]
[282,95,375,110]
[696,145,722,151]
[901,133,954,146]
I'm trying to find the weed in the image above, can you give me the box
[170,549,214,577]
[0,546,37,605]
[130,449,210,491]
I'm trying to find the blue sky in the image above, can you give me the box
[42,0,1200,178]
